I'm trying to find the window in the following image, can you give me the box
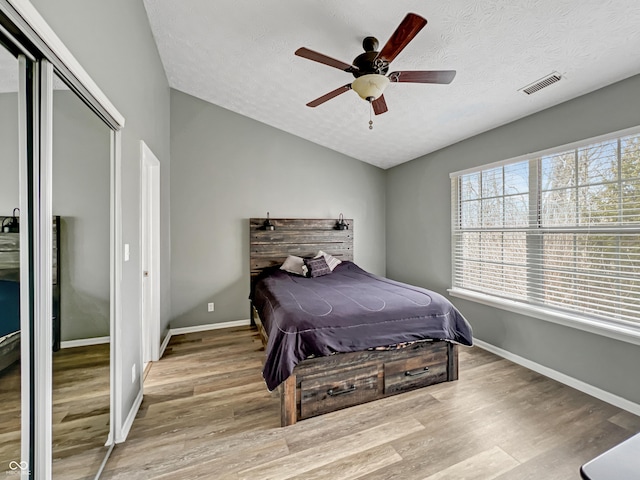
[451,129,640,332]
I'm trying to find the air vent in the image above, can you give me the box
[519,72,562,95]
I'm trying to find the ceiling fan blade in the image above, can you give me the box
[372,95,388,115]
[295,47,356,72]
[306,84,352,107]
[388,70,457,84]
[376,13,427,64]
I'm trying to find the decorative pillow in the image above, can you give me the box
[315,250,342,271]
[304,256,332,278]
[280,255,308,276]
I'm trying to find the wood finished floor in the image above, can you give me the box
[101,326,640,480]
[0,344,110,480]
[52,344,111,478]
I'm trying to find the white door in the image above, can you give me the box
[140,141,161,366]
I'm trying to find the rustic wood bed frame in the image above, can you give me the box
[0,216,61,374]
[249,217,459,427]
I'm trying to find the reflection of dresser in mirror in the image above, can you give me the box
[0,215,61,374]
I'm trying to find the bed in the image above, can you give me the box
[249,218,473,426]
[0,216,61,375]
[0,279,20,373]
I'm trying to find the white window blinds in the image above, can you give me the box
[451,132,640,328]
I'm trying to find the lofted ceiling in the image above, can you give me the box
[144,0,640,168]
[143,1,640,169]
[2,2,640,168]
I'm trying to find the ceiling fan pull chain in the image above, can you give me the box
[369,100,373,130]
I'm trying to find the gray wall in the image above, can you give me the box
[386,74,640,404]
[52,90,111,341]
[170,89,386,328]
[31,0,171,424]
[0,93,19,211]
[1,90,111,343]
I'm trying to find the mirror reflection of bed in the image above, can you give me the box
[0,42,21,474]
[50,70,112,479]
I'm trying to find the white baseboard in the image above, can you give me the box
[474,339,640,417]
[170,319,251,336]
[60,336,110,349]
[116,389,143,444]
[159,319,252,358]
[159,330,171,358]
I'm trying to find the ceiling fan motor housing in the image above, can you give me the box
[352,37,389,77]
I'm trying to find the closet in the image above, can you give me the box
[0,2,124,478]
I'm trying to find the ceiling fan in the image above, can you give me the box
[295,13,456,126]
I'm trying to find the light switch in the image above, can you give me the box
[124,243,130,262]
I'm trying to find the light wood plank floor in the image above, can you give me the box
[52,344,111,478]
[101,326,640,479]
[0,344,110,480]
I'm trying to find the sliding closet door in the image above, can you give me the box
[0,41,41,480]
[0,41,27,480]
[50,69,112,479]
[0,3,125,478]
[16,54,33,480]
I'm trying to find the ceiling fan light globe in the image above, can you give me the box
[351,74,390,101]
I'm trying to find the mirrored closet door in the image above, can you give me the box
[0,38,22,478]
[0,2,124,478]
[51,71,112,479]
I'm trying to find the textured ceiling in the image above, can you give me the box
[144,1,640,169]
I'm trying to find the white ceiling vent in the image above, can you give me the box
[519,72,562,95]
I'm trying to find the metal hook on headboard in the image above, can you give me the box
[2,208,19,233]
[334,213,349,230]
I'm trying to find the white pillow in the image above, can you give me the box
[315,250,342,271]
[280,255,308,276]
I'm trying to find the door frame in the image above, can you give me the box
[140,140,161,366]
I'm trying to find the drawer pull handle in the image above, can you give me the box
[405,367,430,377]
[327,385,356,396]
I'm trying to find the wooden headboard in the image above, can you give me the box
[249,217,353,284]
[0,216,60,283]
[0,215,61,349]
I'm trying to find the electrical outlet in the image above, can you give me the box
[131,364,136,384]
[208,302,214,312]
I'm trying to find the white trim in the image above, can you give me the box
[110,129,124,448]
[60,336,110,349]
[169,319,252,336]
[449,124,640,177]
[473,339,640,417]
[159,330,171,358]
[3,0,125,128]
[93,443,115,480]
[17,54,30,480]
[33,58,54,480]
[139,141,161,363]
[158,320,253,359]
[115,389,143,444]
[449,287,640,347]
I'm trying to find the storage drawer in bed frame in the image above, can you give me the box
[252,305,459,426]
[383,343,449,395]
[300,365,379,418]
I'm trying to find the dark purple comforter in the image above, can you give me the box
[252,261,473,391]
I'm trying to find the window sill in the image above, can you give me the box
[447,287,640,347]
